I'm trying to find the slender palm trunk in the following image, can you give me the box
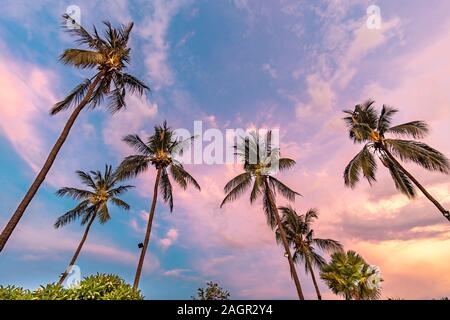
[0,74,104,253]
[307,262,322,300]
[264,179,305,300]
[383,147,450,222]
[133,168,162,290]
[58,212,97,285]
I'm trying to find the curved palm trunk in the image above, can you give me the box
[58,212,97,285]
[0,74,104,253]
[383,147,450,222]
[307,262,322,300]
[133,168,162,290]
[264,179,305,300]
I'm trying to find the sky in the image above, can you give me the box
[0,0,450,299]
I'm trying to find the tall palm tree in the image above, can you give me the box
[0,14,148,252]
[116,122,201,290]
[343,101,450,222]
[221,131,305,300]
[55,165,133,285]
[320,250,382,300]
[275,206,343,300]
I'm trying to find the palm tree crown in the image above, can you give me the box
[343,101,449,198]
[221,131,300,228]
[320,250,382,300]
[117,121,201,211]
[276,206,343,270]
[51,14,149,115]
[54,165,133,228]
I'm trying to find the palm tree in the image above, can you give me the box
[221,131,305,300]
[0,14,149,252]
[275,206,343,300]
[55,165,133,285]
[343,101,450,222]
[116,122,201,290]
[320,250,382,300]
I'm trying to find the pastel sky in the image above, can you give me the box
[1,0,450,299]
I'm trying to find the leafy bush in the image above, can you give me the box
[192,281,230,300]
[0,285,34,300]
[0,274,143,300]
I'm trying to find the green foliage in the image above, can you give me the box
[0,285,34,300]
[0,274,143,300]
[320,250,382,300]
[192,282,231,300]
[71,274,143,300]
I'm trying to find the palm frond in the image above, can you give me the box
[250,175,263,203]
[377,105,398,134]
[169,164,201,191]
[385,139,450,173]
[54,200,89,228]
[60,49,105,69]
[386,121,429,139]
[88,75,110,109]
[50,79,92,115]
[75,170,96,189]
[62,14,105,50]
[307,250,327,271]
[122,134,152,155]
[116,72,149,96]
[108,185,134,197]
[97,203,111,224]
[380,154,416,198]
[268,176,301,201]
[80,206,97,225]
[116,155,150,180]
[220,175,253,208]
[118,22,134,45]
[160,168,174,211]
[303,208,319,226]
[313,238,344,253]
[110,197,131,211]
[344,144,377,187]
[262,189,277,229]
[55,187,94,200]
[223,172,252,193]
[107,86,126,114]
[278,158,296,172]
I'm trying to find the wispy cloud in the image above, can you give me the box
[138,0,190,90]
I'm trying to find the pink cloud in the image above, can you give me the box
[0,46,57,173]
[158,228,179,250]
[0,43,123,189]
